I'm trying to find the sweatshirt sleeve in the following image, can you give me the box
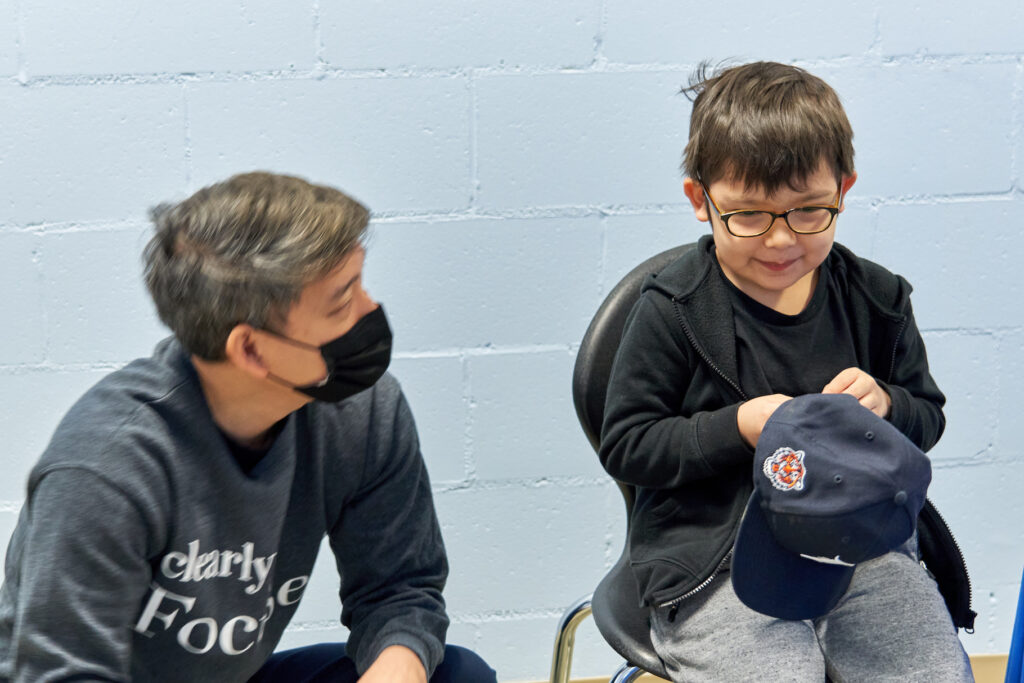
[329,390,448,677]
[5,468,154,683]
[599,293,751,489]
[880,300,946,451]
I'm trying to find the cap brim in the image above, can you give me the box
[731,491,855,621]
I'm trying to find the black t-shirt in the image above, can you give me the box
[719,258,859,398]
[219,419,287,475]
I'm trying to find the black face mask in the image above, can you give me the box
[266,305,393,403]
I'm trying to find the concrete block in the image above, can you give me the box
[880,1,1024,55]
[40,227,168,365]
[471,612,624,681]
[603,480,628,559]
[0,368,113,500]
[602,213,703,298]
[364,217,603,351]
[0,0,15,77]
[0,232,45,364]
[476,71,690,209]
[924,331,999,464]
[0,508,19,575]
[0,82,187,224]
[997,330,1024,465]
[444,620,481,657]
[434,484,612,616]
[321,0,599,70]
[927,459,1024,592]
[22,1,312,75]
[274,624,350,653]
[874,200,1024,329]
[187,77,471,214]
[288,537,342,625]
[832,203,876,261]
[389,356,468,484]
[822,63,1015,198]
[603,0,875,64]
[467,350,605,482]
[964,582,1022,653]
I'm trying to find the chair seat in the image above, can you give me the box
[592,549,670,678]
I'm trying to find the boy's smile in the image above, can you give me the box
[684,161,857,315]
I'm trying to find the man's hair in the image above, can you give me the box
[143,171,370,360]
[681,61,855,193]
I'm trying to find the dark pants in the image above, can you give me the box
[249,643,497,683]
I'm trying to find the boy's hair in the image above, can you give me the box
[681,61,855,193]
[143,171,370,360]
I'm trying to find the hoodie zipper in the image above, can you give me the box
[658,297,745,621]
[922,499,975,632]
[886,316,908,383]
[671,298,748,402]
[660,551,733,621]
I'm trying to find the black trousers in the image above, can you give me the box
[249,643,497,683]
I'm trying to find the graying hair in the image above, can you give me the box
[144,171,370,360]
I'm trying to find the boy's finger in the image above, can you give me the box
[822,367,857,393]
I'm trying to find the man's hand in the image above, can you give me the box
[737,394,792,448]
[358,645,427,683]
[822,367,891,418]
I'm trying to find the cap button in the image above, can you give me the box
[864,431,875,440]
[894,490,908,505]
[833,474,843,484]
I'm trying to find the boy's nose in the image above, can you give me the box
[762,219,797,248]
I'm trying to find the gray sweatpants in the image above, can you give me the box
[649,540,973,682]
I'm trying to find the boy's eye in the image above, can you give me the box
[734,210,763,217]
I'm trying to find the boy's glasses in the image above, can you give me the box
[703,185,842,238]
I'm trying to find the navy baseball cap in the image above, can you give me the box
[731,393,932,621]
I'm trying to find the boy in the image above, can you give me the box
[599,62,972,681]
[0,172,495,683]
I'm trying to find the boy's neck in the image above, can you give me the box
[767,267,819,315]
[720,263,821,316]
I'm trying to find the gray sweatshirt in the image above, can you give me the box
[0,338,449,682]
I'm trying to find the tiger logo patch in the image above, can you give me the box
[763,447,806,491]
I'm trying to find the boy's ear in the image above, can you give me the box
[224,324,271,379]
[683,177,710,222]
[839,172,858,212]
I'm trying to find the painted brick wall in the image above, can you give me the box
[1,2,1021,680]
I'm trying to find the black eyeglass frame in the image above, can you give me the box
[702,184,843,238]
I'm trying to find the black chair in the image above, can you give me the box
[550,244,693,683]
[549,243,975,683]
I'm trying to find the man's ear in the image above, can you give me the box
[224,324,270,379]
[838,172,858,212]
[683,177,710,222]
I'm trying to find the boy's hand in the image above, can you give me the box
[358,645,427,683]
[737,394,791,448]
[822,367,892,418]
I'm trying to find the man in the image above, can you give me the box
[0,172,495,682]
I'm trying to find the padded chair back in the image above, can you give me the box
[572,243,696,453]
[571,243,695,677]
[571,242,974,675]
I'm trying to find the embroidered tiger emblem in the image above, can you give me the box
[763,447,806,491]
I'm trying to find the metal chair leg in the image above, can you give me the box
[549,594,594,683]
[610,661,648,682]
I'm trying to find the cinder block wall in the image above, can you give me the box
[1,2,1021,680]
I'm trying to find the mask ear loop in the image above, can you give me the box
[256,329,330,391]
